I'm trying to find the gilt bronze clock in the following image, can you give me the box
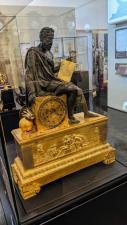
[38,97,67,129]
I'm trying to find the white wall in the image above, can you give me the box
[108,24,127,111]
[75,0,108,30]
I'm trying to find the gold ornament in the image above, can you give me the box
[38,96,67,129]
[19,118,33,132]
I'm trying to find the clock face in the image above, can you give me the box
[38,97,67,129]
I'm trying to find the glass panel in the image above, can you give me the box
[0,18,24,91]
[0,6,92,225]
[0,0,33,17]
[75,36,88,71]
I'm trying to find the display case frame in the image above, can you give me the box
[115,27,127,58]
[1,4,127,225]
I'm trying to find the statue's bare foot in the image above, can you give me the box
[69,116,80,124]
[84,112,98,118]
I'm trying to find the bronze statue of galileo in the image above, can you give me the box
[25,27,91,123]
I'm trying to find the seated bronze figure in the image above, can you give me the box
[24,27,92,124]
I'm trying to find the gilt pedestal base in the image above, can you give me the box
[11,113,115,199]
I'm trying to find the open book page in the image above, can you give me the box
[58,59,76,82]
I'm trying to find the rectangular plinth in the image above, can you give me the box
[12,113,108,169]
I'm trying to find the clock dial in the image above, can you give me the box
[38,97,67,128]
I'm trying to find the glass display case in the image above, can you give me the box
[0,4,92,225]
[0,2,127,225]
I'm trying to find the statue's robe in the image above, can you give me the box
[25,45,84,107]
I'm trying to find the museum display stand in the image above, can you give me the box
[1,104,127,225]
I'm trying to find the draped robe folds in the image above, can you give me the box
[25,46,85,108]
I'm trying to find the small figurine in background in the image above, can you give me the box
[1,85,16,111]
[0,72,8,86]
[67,50,77,63]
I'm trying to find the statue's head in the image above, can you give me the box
[39,27,54,51]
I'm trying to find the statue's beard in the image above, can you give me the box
[41,43,52,51]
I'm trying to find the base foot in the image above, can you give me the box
[103,148,116,164]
